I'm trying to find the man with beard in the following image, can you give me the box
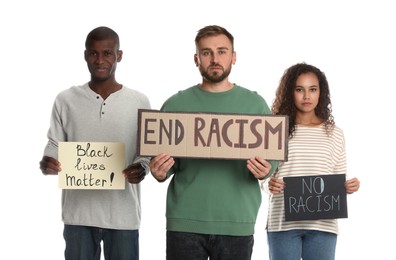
[149,25,278,260]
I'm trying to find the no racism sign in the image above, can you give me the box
[137,109,288,161]
[283,174,348,221]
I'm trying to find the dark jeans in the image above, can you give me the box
[166,231,254,260]
[63,224,139,260]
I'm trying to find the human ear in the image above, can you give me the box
[117,50,123,62]
[194,54,199,67]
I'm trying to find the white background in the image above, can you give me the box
[1,0,394,259]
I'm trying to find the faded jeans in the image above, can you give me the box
[267,229,337,260]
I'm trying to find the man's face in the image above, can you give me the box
[195,34,236,83]
[84,39,122,82]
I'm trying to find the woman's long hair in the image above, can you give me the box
[272,63,334,137]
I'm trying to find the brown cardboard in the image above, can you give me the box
[138,109,288,161]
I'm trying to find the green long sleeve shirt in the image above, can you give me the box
[161,84,278,236]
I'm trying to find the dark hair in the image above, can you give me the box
[272,62,334,137]
[195,25,234,51]
[85,26,120,49]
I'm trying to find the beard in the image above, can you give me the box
[199,63,232,83]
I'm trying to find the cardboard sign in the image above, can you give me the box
[283,174,348,221]
[58,142,125,190]
[137,109,288,160]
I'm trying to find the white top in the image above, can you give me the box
[44,83,151,230]
[266,124,347,235]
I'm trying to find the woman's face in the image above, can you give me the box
[293,72,320,115]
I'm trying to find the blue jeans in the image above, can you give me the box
[63,224,139,260]
[267,229,337,260]
[166,231,254,260]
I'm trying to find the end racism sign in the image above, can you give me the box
[137,109,288,160]
[58,142,125,190]
[283,174,348,221]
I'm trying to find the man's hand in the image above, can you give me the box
[247,156,271,180]
[149,153,174,181]
[39,156,61,175]
[123,163,146,184]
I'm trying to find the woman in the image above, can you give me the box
[265,62,360,260]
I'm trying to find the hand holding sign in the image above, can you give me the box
[268,177,285,194]
[123,163,146,184]
[247,156,272,180]
[345,177,360,194]
[149,153,175,182]
[39,156,62,175]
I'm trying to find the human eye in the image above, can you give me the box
[104,50,113,57]
[218,48,229,55]
[201,50,211,56]
[87,51,97,56]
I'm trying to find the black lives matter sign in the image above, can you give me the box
[58,142,125,190]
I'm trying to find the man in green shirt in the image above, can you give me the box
[149,25,277,260]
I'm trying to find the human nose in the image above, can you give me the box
[210,53,219,63]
